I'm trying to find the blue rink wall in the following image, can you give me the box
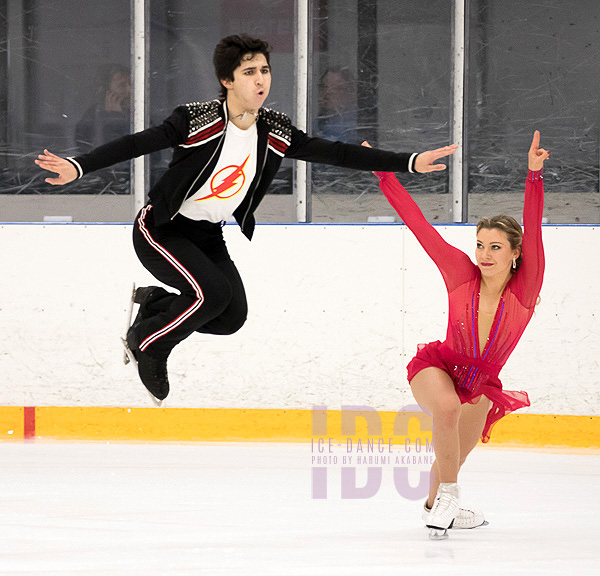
[0,223,598,445]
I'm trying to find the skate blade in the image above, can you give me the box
[123,283,137,364]
[143,384,164,408]
[123,332,131,365]
[451,519,489,530]
[428,527,449,540]
[121,337,164,408]
[121,336,137,367]
[144,388,164,408]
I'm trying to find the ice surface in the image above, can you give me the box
[0,442,598,575]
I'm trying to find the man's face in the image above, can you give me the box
[222,52,271,111]
[109,72,131,99]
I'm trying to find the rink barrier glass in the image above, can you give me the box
[0,407,598,449]
[1,0,599,224]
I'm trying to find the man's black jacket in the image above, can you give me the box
[69,99,415,239]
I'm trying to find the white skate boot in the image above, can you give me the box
[425,482,460,540]
[423,500,487,529]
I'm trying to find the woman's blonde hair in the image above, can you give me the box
[476,215,523,271]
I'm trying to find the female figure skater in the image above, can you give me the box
[365,131,548,539]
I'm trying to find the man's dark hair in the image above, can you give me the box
[213,34,271,99]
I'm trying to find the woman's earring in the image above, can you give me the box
[512,256,517,270]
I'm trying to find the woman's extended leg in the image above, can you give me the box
[425,394,491,507]
[410,367,462,493]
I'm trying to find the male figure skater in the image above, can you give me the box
[36,34,457,403]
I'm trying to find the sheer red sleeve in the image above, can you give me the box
[514,170,545,307]
[375,172,476,291]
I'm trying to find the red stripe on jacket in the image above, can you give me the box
[268,134,289,154]
[186,119,225,145]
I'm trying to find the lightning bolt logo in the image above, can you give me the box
[195,155,250,201]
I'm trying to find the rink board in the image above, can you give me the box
[0,406,598,448]
[0,223,599,447]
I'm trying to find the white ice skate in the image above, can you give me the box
[426,483,460,540]
[423,500,488,530]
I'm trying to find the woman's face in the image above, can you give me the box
[475,227,520,278]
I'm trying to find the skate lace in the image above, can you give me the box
[431,487,459,521]
[153,361,168,382]
[147,356,166,374]
[457,506,476,520]
[436,491,454,512]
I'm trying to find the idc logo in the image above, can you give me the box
[311,405,434,500]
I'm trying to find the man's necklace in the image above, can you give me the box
[229,111,258,123]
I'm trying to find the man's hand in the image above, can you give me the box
[528,130,549,171]
[413,144,459,173]
[105,90,127,112]
[35,150,78,185]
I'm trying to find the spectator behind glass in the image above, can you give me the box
[315,67,358,143]
[74,64,131,193]
[76,64,131,151]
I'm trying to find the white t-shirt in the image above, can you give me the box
[178,121,258,222]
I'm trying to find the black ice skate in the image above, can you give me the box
[121,284,169,407]
[122,284,160,365]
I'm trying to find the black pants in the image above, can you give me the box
[131,204,248,359]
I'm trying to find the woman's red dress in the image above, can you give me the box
[376,170,545,442]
